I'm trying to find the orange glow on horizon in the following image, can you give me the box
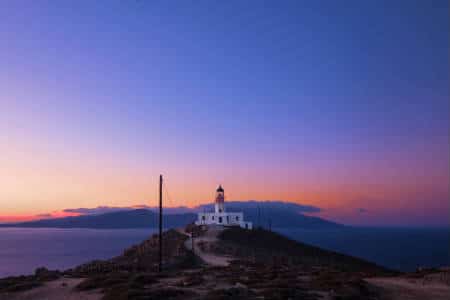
[1,122,448,226]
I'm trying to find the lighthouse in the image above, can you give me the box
[195,185,252,229]
[215,185,225,213]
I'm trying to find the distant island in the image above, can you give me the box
[0,201,342,230]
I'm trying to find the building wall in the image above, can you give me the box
[195,212,252,229]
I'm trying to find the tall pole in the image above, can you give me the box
[191,230,195,254]
[159,174,163,272]
[257,205,260,229]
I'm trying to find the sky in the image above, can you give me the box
[0,0,448,226]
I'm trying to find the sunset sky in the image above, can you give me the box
[0,1,448,226]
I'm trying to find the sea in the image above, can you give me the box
[0,227,448,278]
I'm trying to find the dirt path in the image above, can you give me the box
[366,277,450,300]
[0,278,102,300]
[183,226,233,267]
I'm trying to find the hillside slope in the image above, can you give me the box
[216,227,392,274]
[3,226,448,300]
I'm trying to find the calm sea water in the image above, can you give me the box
[276,227,450,272]
[0,227,448,277]
[0,228,155,278]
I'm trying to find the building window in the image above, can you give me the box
[236,216,239,221]
[212,216,214,220]
[202,216,205,220]
[219,217,222,223]
[226,216,229,223]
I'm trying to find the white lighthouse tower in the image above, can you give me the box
[195,185,252,229]
[215,185,225,213]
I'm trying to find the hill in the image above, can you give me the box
[216,227,390,274]
[67,226,394,299]
[2,225,448,300]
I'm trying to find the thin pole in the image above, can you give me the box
[257,205,260,229]
[191,231,195,254]
[159,174,163,272]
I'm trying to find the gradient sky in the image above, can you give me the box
[0,0,448,226]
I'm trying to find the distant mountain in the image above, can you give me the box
[1,206,342,229]
[57,201,322,216]
[197,200,321,214]
[198,201,339,229]
[0,210,196,229]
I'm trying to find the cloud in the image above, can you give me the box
[63,205,195,215]
[60,201,321,217]
[63,206,138,215]
[35,213,53,218]
[195,200,321,213]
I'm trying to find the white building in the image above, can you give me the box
[195,185,252,230]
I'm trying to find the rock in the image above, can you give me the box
[34,267,60,281]
[234,282,247,289]
[205,287,257,300]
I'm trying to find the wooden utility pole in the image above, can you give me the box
[257,205,260,229]
[158,174,163,272]
[191,231,195,254]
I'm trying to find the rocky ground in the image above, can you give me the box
[366,268,450,300]
[1,278,102,300]
[1,225,448,300]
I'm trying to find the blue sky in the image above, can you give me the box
[0,0,448,226]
